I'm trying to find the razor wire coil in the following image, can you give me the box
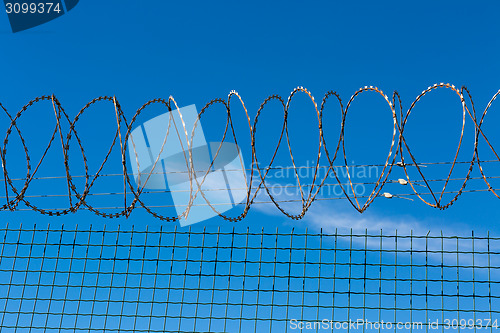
[0,83,500,221]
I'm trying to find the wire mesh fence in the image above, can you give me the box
[0,225,499,332]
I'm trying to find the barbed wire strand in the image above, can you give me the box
[1,83,500,221]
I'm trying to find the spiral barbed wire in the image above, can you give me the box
[0,83,499,221]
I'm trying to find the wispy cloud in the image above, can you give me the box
[301,202,499,273]
[244,174,500,273]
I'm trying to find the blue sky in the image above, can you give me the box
[1,1,500,332]
[1,0,499,235]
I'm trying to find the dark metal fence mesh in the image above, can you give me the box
[0,225,499,332]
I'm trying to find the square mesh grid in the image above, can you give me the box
[0,225,498,332]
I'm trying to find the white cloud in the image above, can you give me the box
[301,202,498,271]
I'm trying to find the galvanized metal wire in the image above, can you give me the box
[1,84,500,221]
[0,225,498,332]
